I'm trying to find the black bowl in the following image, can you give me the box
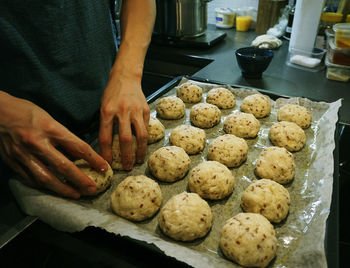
[235,47,274,79]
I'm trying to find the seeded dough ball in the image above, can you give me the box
[169,124,206,154]
[111,134,137,170]
[158,192,213,241]
[176,83,203,103]
[189,161,235,200]
[74,159,113,195]
[220,213,277,268]
[241,179,291,223]
[147,146,191,182]
[148,117,165,144]
[240,94,271,118]
[190,103,221,129]
[156,96,185,119]
[269,121,306,152]
[206,87,236,109]
[278,104,312,129]
[208,134,248,168]
[223,112,260,138]
[255,146,296,184]
[110,175,162,221]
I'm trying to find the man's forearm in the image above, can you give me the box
[110,0,156,80]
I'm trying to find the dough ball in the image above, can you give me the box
[208,134,248,168]
[223,112,260,138]
[220,213,277,268]
[111,134,137,170]
[269,121,306,152]
[255,146,296,184]
[169,124,206,154]
[189,161,235,200]
[74,159,113,195]
[240,94,271,118]
[147,146,191,182]
[110,175,162,221]
[241,179,291,223]
[278,104,312,129]
[148,117,165,144]
[190,103,221,129]
[176,83,203,103]
[158,192,213,241]
[206,87,236,109]
[156,96,185,119]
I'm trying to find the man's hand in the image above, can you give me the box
[98,0,155,170]
[99,73,150,170]
[0,91,109,199]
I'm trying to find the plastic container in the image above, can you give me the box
[286,47,326,72]
[327,38,350,66]
[333,23,350,48]
[215,8,235,29]
[236,16,252,32]
[325,54,350,70]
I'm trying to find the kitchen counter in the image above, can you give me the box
[147,24,349,125]
[0,24,344,267]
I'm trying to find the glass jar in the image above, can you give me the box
[316,12,343,49]
[319,12,343,36]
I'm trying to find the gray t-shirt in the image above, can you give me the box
[0,0,117,134]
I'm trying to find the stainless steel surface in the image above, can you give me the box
[154,0,211,38]
[0,215,37,250]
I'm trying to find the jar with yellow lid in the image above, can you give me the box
[319,12,343,36]
[316,12,343,49]
[346,14,350,23]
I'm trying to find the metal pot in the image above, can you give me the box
[154,0,212,38]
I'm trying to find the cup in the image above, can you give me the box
[236,16,252,31]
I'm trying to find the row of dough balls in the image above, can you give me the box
[177,82,312,127]
[155,92,311,153]
[147,146,292,218]
[71,156,284,267]
[77,123,297,198]
[159,85,312,128]
[176,82,236,109]
[176,82,272,120]
[149,113,306,158]
[149,120,297,185]
[108,173,280,267]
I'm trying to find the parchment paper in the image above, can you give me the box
[9,78,342,268]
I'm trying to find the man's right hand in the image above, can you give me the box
[0,91,108,199]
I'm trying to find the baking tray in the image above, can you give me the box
[9,76,337,268]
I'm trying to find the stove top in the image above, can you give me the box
[151,29,227,48]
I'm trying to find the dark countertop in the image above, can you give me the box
[149,24,349,125]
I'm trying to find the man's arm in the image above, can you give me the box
[99,0,156,170]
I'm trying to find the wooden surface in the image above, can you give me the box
[256,0,288,34]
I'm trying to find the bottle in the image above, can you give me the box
[284,0,296,40]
